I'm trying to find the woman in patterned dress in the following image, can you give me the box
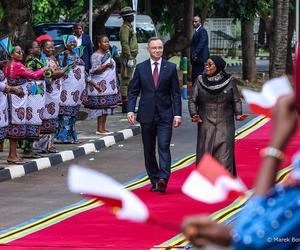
[84,35,121,135]
[0,70,24,152]
[21,40,46,158]
[33,40,66,153]
[1,41,48,164]
[56,35,86,143]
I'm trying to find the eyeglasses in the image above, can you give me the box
[204,62,215,67]
[15,50,24,55]
[45,47,55,51]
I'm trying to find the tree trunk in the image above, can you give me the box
[163,0,191,58]
[0,0,35,44]
[269,0,290,78]
[80,0,120,42]
[144,0,151,15]
[260,10,273,51]
[182,0,194,57]
[286,0,296,74]
[241,19,256,82]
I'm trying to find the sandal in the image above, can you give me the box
[7,159,27,165]
[48,147,58,153]
[22,153,42,159]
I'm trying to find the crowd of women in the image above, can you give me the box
[0,23,121,165]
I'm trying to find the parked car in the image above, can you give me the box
[33,22,75,47]
[105,14,157,63]
[105,14,157,43]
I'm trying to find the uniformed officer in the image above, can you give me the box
[119,6,138,113]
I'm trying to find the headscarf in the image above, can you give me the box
[36,34,53,45]
[201,55,232,94]
[62,35,76,48]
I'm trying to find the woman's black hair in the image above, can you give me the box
[24,40,35,56]
[94,34,108,50]
[40,39,52,49]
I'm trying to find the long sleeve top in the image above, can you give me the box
[3,61,44,85]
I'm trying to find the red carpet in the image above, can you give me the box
[1,118,300,249]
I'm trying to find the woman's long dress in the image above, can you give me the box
[188,76,242,175]
[0,71,9,142]
[84,51,121,117]
[56,54,85,143]
[3,62,44,139]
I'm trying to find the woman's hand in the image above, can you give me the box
[181,215,232,247]
[106,61,114,68]
[191,115,202,123]
[235,114,249,121]
[41,66,51,72]
[6,86,24,98]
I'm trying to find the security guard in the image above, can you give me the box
[119,6,138,113]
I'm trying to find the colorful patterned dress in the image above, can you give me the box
[84,51,121,117]
[25,57,46,140]
[42,56,61,134]
[3,62,44,139]
[33,56,61,153]
[0,70,9,142]
[56,53,86,143]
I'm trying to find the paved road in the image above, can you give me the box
[227,59,269,73]
[0,101,251,232]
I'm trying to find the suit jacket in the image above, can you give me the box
[128,58,182,124]
[81,34,93,72]
[190,26,209,65]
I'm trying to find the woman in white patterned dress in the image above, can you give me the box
[56,35,86,143]
[84,35,121,135]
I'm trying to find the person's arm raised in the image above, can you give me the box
[255,93,298,196]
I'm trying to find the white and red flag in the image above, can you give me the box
[241,76,293,117]
[68,165,149,223]
[182,153,247,204]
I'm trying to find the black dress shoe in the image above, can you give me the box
[157,179,167,193]
[150,184,158,192]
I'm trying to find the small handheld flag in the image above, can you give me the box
[182,153,247,204]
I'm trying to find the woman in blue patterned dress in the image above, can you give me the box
[56,35,86,143]
[84,35,121,135]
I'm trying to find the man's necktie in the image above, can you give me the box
[153,62,158,88]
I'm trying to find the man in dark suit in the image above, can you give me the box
[73,22,93,73]
[191,15,209,84]
[127,37,182,193]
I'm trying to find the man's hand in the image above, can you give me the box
[127,112,135,125]
[173,117,182,128]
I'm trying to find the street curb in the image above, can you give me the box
[224,56,269,60]
[0,126,141,182]
[227,62,242,68]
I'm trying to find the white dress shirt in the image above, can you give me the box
[150,57,162,75]
[76,34,82,47]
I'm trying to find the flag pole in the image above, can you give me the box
[132,0,138,33]
[89,0,93,39]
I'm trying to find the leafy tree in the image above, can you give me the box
[215,0,271,82]
[0,0,35,43]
